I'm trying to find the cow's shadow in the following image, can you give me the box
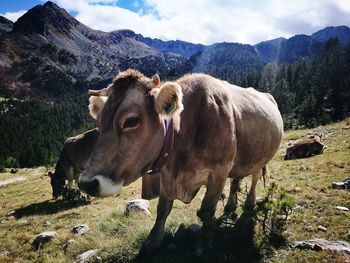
[104,208,263,263]
[12,198,90,219]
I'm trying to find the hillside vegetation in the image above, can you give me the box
[0,120,349,263]
[1,37,350,169]
[1,2,350,169]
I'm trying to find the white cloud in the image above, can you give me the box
[50,0,350,44]
[0,10,27,22]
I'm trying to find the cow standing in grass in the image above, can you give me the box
[48,97,106,198]
[78,69,283,250]
[48,127,99,198]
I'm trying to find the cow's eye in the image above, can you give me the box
[122,116,140,129]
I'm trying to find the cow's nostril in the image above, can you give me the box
[78,179,99,196]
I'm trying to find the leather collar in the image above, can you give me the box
[147,118,174,174]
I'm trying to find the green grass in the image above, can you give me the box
[0,120,349,263]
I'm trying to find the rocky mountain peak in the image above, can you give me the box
[13,1,79,35]
[43,1,58,8]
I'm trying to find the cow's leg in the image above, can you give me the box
[197,171,227,225]
[66,166,74,189]
[142,193,173,250]
[68,180,73,189]
[245,173,260,208]
[73,169,80,189]
[223,178,241,216]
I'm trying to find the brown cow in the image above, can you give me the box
[48,96,106,198]
[48,128,99,198]
[78,69,283,250]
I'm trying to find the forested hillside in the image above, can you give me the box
[0,95,94,169]
[239,38,350,129]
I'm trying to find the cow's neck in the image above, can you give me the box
[147,118,174,174]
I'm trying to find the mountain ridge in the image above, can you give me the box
[311,25,350,44]
[0,1,349,97]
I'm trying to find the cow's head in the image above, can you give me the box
[78,69,183,197]
[47,171,65,198]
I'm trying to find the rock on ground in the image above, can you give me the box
[125,199,151,215]
[291,239,350,255]
[317,225,327,232]
[332,178,350,191]
[332,182,346,189]
[42,221,51,227]
[72,224,89,235]
[336,206,349,211]
[284,136,325,160]
[306,225,314,232]
[32,231,58,251]
[75,249,98,263]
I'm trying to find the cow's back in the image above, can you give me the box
[177,74,283,177]
[64,128,99,172]
[176,74,238,169]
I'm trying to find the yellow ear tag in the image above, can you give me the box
[165,101,176,114]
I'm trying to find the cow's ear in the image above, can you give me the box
[146,74,161,90]
[89,96,107,119]
[150,82,184,117]
[88,83,113,97]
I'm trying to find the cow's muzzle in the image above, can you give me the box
[78,178,99,196]
[78,174,123,197]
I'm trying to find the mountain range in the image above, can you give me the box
[0,1,350,98]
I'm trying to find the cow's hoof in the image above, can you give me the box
[197,209,215,227]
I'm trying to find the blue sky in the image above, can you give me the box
[1,0,350,44]
[0,0,141,13]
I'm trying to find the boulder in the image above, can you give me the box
[332,182,346,189]
[306,225,314,232]
[0,251,9,257]
[32,231,58,251]
[75,249,98,263]
[125,199,151,215]
[332,178,350,191]
[72,224,89,235]
[285,136,325,160]
[336,206,349,211]
[317,225,327,232]
[42,221,51,227]
[291,239,350,255]
[344,178,350,190]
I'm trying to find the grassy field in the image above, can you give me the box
[0,120,349,263]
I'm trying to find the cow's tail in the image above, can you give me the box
[262,166,268,188]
